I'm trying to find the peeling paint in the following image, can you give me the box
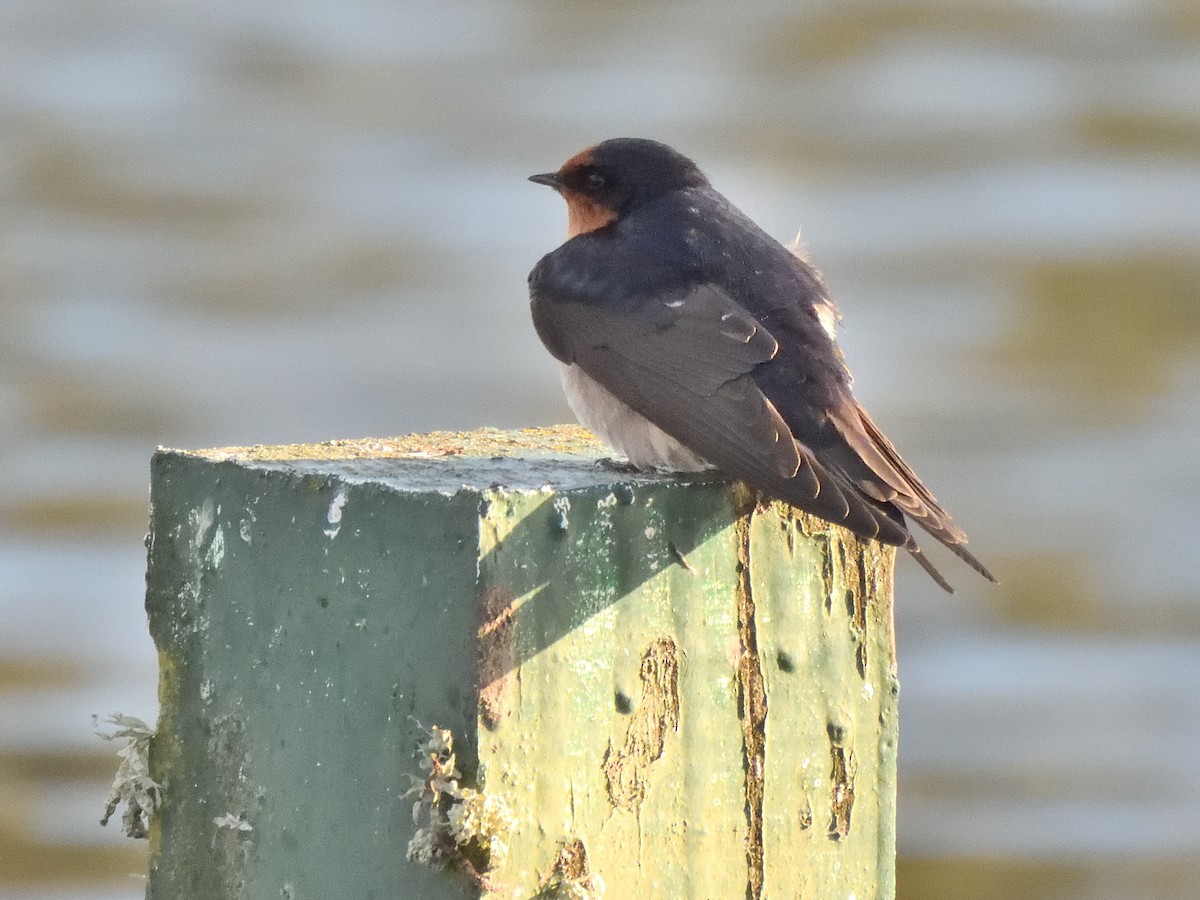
[828,728,856,841]
[535,838,605,898]
[602,638,680,811]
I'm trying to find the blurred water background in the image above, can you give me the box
[1,1,1198,897]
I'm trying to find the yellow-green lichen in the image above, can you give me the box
[182,425,604,464]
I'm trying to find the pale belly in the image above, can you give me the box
[559,364,713,473]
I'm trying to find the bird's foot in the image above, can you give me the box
[594,457,642,474]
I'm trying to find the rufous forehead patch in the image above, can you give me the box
[559,146,597,174]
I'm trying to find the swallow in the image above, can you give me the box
[527,138,995,592]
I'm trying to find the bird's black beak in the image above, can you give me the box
[528,172,562,189]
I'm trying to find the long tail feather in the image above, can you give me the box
[906,541,955,594]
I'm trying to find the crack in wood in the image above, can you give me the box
[828,743,856,840]
[734,492,766,900]
[839,534,870,680]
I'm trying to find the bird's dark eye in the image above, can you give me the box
[586,171,607,191]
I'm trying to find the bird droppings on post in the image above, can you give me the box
[96,713,161,839]
[192,497,215,551]
[323,486,348,538]
[238,511,253,543]
[405,721,515,890]
[213,813,253,833]
[552,495,571,531]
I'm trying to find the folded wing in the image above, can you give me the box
[532,282,912,545]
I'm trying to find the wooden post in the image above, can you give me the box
[144,426,898,899]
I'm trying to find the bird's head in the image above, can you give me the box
[529,138,709,237]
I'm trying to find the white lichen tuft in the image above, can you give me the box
[447,790,513,866]
[404,721,515,887]
[95,713,162,839]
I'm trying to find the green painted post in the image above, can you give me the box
[144,426,898,899]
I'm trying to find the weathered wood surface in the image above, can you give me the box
[144,426,898,899]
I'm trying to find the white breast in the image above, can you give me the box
[559,364,713,473]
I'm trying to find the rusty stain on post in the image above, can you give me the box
[477,585,519,730]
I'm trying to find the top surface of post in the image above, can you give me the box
[161,425,702,494]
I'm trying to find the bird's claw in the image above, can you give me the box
[594,457,642,474]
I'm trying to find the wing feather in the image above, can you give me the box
[827,401,997,583]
